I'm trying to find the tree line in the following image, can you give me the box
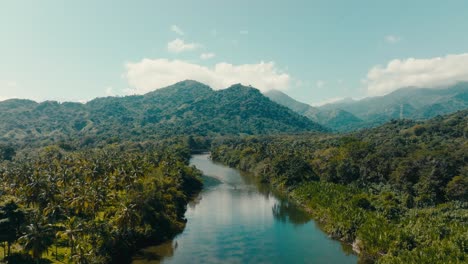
[211,110,467,263]
[0,141,202,263]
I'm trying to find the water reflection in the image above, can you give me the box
[133,241,175,264]
[237,170,311,226]
[272,200,311,226]
[132,154,356,264]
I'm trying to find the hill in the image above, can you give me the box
[0,80,326,147]
[319,82,468,127]
[266,83,468,131]
[265,90,363,131]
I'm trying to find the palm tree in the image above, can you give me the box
[56,216,83,257]
[0,200,25,256]
[19,221,55,262]
[119,202,141,233]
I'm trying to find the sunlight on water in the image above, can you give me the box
[133,154,357,264]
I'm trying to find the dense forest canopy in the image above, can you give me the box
[0,140,202,263]
[0,80,466,263]
[211,109,468,263]
[0,80,325,149]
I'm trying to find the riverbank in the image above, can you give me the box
[133,154,357,263]
[208,156,365,257]
[0,143,204,264]
[210,140,467,264]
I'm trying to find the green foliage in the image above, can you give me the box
[0,141,203,263]
[0,81,325,148]
[0,200,25,257]
[0,145,15,161]
[3,252,52,264]
[0,80,466,263]
[445,175,468,202]
[211,110,468,263]
[19,218,55,260]
[264,90,363,131]
[269,156,319,187]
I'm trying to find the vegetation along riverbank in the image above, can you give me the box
[0,140,202,263]
[211,110,467,263]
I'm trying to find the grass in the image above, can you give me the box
[0,243,71,264]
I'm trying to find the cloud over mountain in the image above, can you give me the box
[365,53,468,96]
[124,59,290,94]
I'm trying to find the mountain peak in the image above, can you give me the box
[145,80,213,98]
[222,83,262,96]
[162,79,212,90]
[175,79,208,87]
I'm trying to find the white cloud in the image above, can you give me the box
[312,97,346,107]
[365,53,468,96]
[385,35,401,44]
[170,25,184,36]
[240,30,249,35]
[167,38,200,53]
[0,96,12,102]
[200,52,215,60]
[105,86,115,96]
[316,80,325,89]
[124,59,291,94]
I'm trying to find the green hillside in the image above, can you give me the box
[319,83,468,127]
[265,90,363,131]
[0,81,326,148]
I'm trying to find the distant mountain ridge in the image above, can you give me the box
[320,83,468,124]
[266,82,468,131]
[0,80,326,147]
[264,90,363,131]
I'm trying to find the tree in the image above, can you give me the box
[55,216,84,257]
[19,218,55,262]
[0,144,16,161]
[0,200,25,256]
[445,175,467,201]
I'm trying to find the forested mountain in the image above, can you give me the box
[265,90,362,131]
[1,80,466,263]
[0,80,325,147]
[211,109,468,263]
[319,82,468,127]
[266,83,468,131]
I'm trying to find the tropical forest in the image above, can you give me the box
[1,1,468,264]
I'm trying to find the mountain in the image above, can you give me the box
[264,90,362,131]
[319,82,468,127]
[0,80,326,147]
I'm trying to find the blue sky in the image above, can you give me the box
[1,0,468,105]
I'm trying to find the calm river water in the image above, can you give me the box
[132,154,357,264]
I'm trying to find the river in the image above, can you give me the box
[132,154,357,264]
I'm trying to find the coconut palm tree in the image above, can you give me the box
[19,220,54,262]
[0,200,25,256]
[56,216,83,257]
